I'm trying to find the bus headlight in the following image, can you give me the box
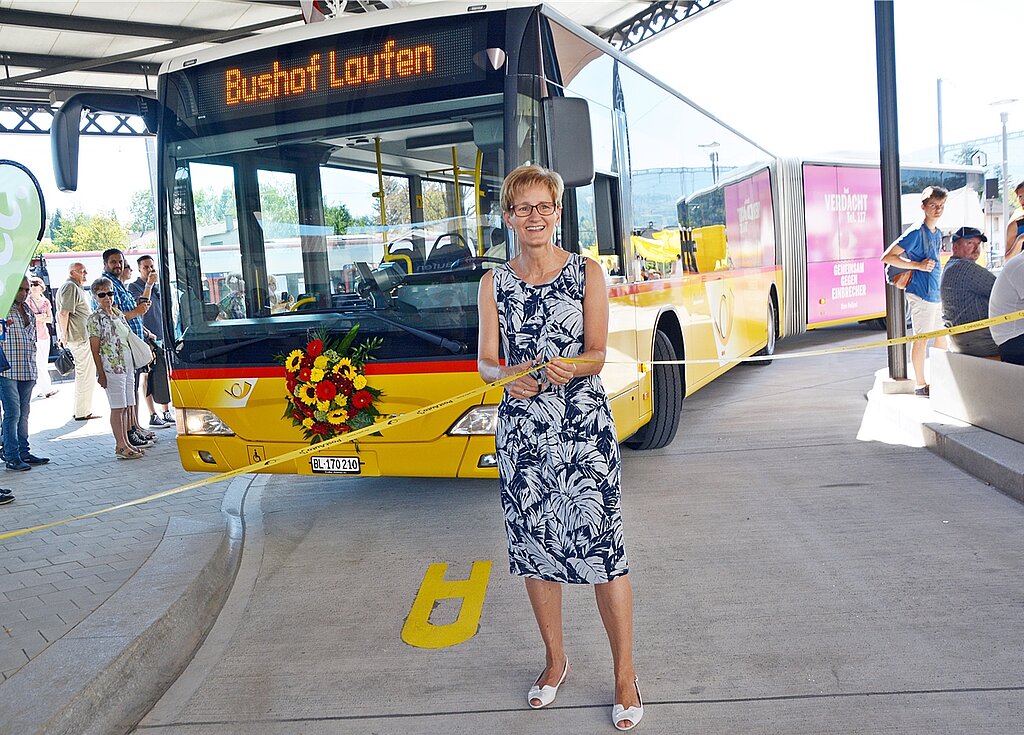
[448,405,498,435]
[182,409,235,436]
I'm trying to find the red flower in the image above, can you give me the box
[286,375,297,393]
[307,339,324,358]
[316,381,337,401]
[299,368,311,382]
[312,422,330,435]
[352,390,373,409]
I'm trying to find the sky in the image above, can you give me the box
[631,0,1024,160]
[4,0,1024,225]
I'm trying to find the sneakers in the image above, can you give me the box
[0,493,13,506]
[0,488,12,495]
[22,454,50,466]
[128,429,153,448]
[149,413,171,429]
[163,410,175,424]
[5,460,31,472]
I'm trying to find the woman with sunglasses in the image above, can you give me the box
[86,277,145,459]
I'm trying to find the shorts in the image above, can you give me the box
[103,352,137,409]
[906,293,943,336]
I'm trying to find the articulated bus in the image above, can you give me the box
[51,2,779,477]
[679,159,984,338]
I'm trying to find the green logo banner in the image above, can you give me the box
[0,160,46,317]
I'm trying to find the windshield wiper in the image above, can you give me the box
[186,335,279,362]
[336,312,468,355]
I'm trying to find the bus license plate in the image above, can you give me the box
[310,456,360,474]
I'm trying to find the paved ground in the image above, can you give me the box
[128,325,1024,734]
[0,373,226,681]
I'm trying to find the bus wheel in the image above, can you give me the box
[749,300,777,366]
[625,330,683,451]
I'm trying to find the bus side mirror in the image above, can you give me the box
[542,96,594,188]
[51,92,159,191]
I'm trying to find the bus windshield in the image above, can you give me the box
[159,14,507,367]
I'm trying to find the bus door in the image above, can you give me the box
[568,173,637,424]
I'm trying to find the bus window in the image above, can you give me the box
[184,162,240,321]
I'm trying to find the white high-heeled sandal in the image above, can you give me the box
[527,655,569,709]
[612,676,644,731]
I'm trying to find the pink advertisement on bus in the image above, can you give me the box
[803,164,886,325]
[724,168,775,269]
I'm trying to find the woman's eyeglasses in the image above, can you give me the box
[509,202,557,217]
[94,291,115,298]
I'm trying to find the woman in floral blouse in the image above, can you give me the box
[87,277,144,459]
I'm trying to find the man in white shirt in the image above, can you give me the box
[989,254,1024,365]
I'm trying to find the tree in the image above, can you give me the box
[324,202,355,234]
[128,189,156,233]
[49,209,63,241]
[50,210,89,251]
[70,212,129,252]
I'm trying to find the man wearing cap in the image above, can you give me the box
[940,227,999,358]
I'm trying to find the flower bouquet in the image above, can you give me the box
[280,326,383,443]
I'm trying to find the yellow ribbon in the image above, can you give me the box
[3,308,1022,541]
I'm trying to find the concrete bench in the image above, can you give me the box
[930,347,1024,444]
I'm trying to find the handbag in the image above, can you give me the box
[127,330,155,370]
[885,266,913,290]
[54,346,75,376]
[883,224,927,291]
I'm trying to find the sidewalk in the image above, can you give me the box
[0,372,229,681]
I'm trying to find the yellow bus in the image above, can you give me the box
[52,2,779,477]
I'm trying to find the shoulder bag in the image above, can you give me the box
[54,346,75,376]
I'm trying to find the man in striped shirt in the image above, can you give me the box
[0,277,49,472]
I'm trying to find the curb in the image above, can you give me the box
[920,422,1024,505]
[862,371,1024,505]
[0,474,254,735]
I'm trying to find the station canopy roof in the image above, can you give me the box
[0,0,723,105]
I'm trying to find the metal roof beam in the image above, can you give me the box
[0,52,160,77]
[601,0,722,52]
[0,8,223,42]
[0,14,301,88]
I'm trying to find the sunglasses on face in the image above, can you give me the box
[95,291,115,298]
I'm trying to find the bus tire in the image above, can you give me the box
[625,330,683,451]
[749,300,777,366]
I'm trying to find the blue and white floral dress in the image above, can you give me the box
[493,252,629,584]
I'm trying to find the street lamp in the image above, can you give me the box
[991,98,1018,249]
[699,141,720,184]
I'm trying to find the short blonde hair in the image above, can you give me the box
[500,164,564,212]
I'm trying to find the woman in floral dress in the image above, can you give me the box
[477,165,644,731]
[87,277,143,459]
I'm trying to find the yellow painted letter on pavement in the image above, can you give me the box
[402,560,492,649]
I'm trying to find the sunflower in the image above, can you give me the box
[327,408,348,425]
[310,367,325,383]
[298,384,318,406]
[352,374,367,390]
[335,357,353,373]
[285,350,304,373]
[313,355,328,369]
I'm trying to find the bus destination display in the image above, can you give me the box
[192,19,486,122]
